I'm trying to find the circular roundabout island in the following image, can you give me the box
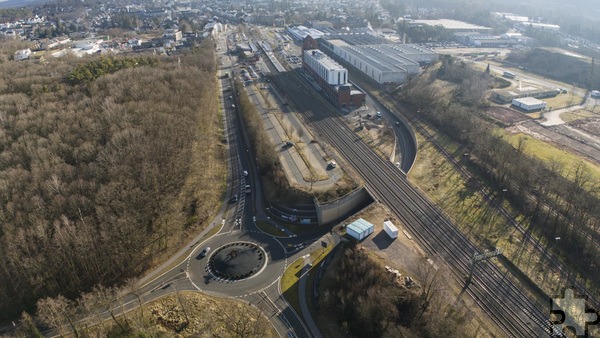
[207,242,267,282]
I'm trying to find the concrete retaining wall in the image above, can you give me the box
[315,187,373,225]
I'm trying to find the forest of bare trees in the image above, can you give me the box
[0,41,225,320]
[321,244,474,337]
[401,57,600,293]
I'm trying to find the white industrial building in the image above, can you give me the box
[303,49,348,85]
[493,12,529,23]
[287,25,324,41]
[325,39,437,84]
[521,22,560,32]
[409,19,492,33]
[346,218,374,241]
[512,97,547,111]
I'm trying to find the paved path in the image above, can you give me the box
[299,255,322,338]
[540,95,600,126]
[249,81,341,191]
[541,103,585,126]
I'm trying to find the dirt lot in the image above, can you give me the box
[485,106,531,126]
[343,109,396,160]
[571,116,600,136]
[337,203,426,276]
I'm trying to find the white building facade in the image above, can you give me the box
[303,49,348,85]
[512,97,547,111]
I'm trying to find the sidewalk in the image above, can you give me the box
[299,255,323,338]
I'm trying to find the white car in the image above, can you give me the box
[376,111,382,118]
[243,170,248,177]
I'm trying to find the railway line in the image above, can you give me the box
[383,96,600,311]
[269,69,556,337]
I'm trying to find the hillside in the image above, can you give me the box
[506,48,600,89]
[0,42,225,320]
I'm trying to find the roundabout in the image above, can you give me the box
[207,242,267,281]
[187,230,288,296]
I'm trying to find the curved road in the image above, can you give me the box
[269,66,556,337]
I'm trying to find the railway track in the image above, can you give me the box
[269,70,557,337]
[383,97,600,312]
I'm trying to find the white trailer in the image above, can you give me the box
[383,221,398,239]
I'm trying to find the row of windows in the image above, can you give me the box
[305,54,347,85]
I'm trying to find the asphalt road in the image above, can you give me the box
[39,30,319,338]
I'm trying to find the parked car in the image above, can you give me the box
[376,111,382,118]
[230,194,238,203]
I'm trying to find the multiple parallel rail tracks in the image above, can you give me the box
[269,68,555,337]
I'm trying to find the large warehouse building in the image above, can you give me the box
[321,39,438,84]
[302,36,365,108]
[409,19,492,33]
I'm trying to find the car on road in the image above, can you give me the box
[395,121,400,126]
[199,247,210,258]
[230,194,238,203]
[231,104,235,108]
[245,184,251,194]
[376,111,382,118]
[243,170,248,177]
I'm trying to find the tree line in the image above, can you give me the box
[400,56,600,293]
[321,244,475,337]
[67,56,159,85]
[507,48,600,90]
[12,280,273,337]
[0,41,225,320]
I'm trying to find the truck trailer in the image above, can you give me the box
[383,221,398,239]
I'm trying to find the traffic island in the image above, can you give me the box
[206,242,267,282]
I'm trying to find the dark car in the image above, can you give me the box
[199,247,210,258]
[230,194,238,203]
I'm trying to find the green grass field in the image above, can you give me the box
[502,131,600,185]
[281,244,334,323]
[281,258,303,315]
[560,108,597,123]
[543,92,585,110]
